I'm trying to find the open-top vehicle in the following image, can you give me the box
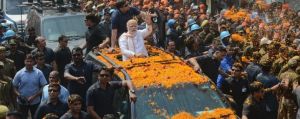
[87,46,236,119]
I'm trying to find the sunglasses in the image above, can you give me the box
[49,89,58,92]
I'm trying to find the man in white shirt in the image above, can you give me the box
[119,13,153,61]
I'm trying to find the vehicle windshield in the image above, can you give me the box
[135,83,228,119]
[42,15,87,41]
[6,0,30,15]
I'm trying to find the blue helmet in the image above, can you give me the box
[220,31,230,40]
[190,24,201,32]
[109,9,115,14]
[5,30,16,38]
[167,19,176,28]
[187,18,196,27]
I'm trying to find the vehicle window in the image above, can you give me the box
[6,0,30,15]
[135,83,228,119]
[42,15,87,41]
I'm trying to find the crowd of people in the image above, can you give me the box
[0,0,300,119]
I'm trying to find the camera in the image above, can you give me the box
[149,8,158,23]
[151,16,158,23]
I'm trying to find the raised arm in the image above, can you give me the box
[142,12,153,39]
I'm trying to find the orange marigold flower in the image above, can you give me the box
[97,47,208,89]
[172,112,195,119]
[231,34,245,42]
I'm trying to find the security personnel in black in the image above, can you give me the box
[82,14,108,55]
[242,81,267,119]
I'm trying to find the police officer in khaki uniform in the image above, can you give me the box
[279,56,299,75]
[279,57,299,81]
[271,46,288,76]
[0,61,17,110]
[0,46,16,78]
[0,105,9,119]
[264,72,298,119]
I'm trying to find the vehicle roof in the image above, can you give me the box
[96,46,210,89]
[29,5,84,19]
[33,10,84,17]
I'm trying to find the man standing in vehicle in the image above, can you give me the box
[82,14,109,55]
[110,0,154,51]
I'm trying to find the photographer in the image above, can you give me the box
[147,8,166,48]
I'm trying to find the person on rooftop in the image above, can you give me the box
[119,13,153,61]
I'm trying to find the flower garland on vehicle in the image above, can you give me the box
[97,47,209,89]
[171,108,236,119]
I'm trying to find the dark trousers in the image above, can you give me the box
[18,103,39,118]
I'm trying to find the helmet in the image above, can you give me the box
[109,9,116,15]
[190,24,201,32]
[201,20,209,27]
[167,19,176,28]
[220,31,230,40]
[5,30,16,38]
[187,18,196,27]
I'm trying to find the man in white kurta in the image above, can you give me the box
[119,16,153,61]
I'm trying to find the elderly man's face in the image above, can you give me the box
[127,20,138,33]
[37,37,46,48]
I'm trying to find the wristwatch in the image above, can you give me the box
[129,89,135,94]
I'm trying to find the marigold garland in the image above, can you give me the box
[96,47,208,89]
[171,112,195,119]
[224,9,250,22]
[171,108,236,119]
[231,34,245,42]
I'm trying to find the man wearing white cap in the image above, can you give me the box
[259,37,272,56]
